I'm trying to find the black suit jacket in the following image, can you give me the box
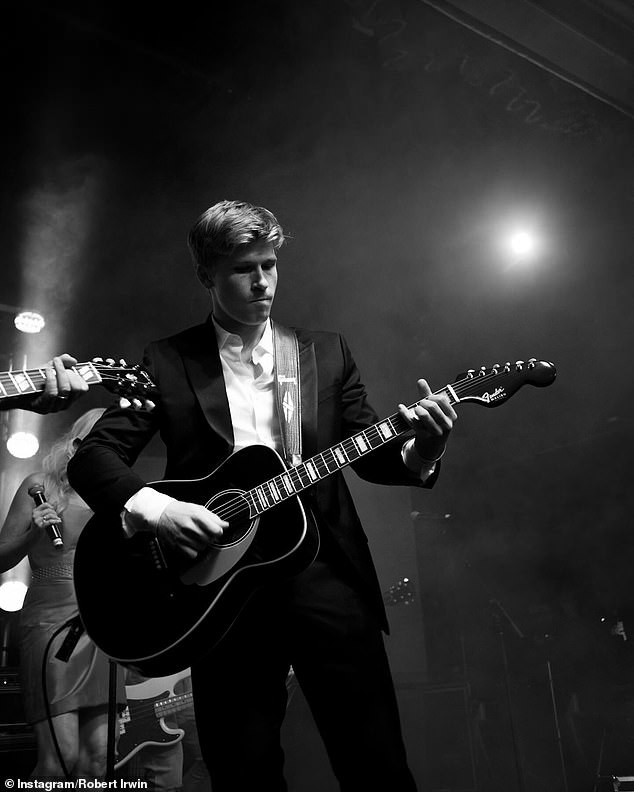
[68,317,436,630]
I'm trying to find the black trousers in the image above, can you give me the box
[191,544,417,792]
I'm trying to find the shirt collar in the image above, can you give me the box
[212,316,274,366]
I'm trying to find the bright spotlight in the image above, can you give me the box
[509,231,536,257]
[0,580,28,612]
[6,431,39,459]
[14,311,46,333]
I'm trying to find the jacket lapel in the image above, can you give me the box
[178,318,234,451]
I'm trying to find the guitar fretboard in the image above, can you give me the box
[0,363,102,398]
[155,692,193,718]
[228,360,547,521]
[238,386,455,520]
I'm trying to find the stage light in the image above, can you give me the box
[509,231,535,257]
[6,431,39,459]
[14,311,45,334]
[0,580,28,612]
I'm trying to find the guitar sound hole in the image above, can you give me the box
[207,490,253,547]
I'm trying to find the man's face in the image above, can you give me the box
[206,240,278,333]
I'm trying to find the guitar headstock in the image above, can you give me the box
[452,358,556,408]
[89,358,157,411]
[383,577,415,607]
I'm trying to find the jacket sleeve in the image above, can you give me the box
[67,346,162,514]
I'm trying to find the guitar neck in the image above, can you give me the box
[238,359,554,519]
[241,386,453,519]
[155,691,193,719]
[0,363,102,398]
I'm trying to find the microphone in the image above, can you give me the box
[28,484,63,548]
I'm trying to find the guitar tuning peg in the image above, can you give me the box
[119,396,131,409]
[528,358,536,367]
[144,399,156,412]
[132,398,143,410]
[492,363,500,371]
[504,362,511,371]
[467,369,475,379]
[119,358,128,366]
[479,366,487,376]
[106,358,115,366]
[92,357,103,363]
[515,360,524,370]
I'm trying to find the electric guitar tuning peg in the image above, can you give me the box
[119,397,131,409]
[144,399,156,412]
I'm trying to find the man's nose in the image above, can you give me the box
[252,267,268,288]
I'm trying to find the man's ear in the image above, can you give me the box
[197,265,213,289]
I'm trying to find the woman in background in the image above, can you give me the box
[0,408,125,780]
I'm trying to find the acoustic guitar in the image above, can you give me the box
[74,359,556,676]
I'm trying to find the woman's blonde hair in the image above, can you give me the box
[41,408,105,513]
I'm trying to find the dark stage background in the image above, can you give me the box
[1,1,633,789]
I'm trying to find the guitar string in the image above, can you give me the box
[208,367,531,523]
[205,367,530,525]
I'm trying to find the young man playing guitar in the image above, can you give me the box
[68,200,456,791]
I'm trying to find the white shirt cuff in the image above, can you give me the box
[401,437,438,483]
[121,487,176,537]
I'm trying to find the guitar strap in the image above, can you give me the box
[272,321,302,467]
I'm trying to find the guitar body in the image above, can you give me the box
[116,670,192,769]
[74,445,320,676]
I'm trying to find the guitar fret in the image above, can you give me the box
[294,466,311,489]
[305,461,318,481]
[367,427,385,448]
[320,450,337,473]
[263,483,276,507]
[244,491,258,516]
[255,487,267,510]
[353,435,369,454]
[342,438,360,461]
[8,372,30,394]
[76,362,103,385]
[314,454,331,477]
[334,446,348,465]
[445,384,459,403]
[378,421,394,440]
